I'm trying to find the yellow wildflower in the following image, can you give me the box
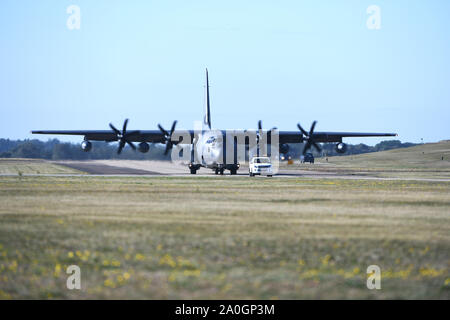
[111,260,121,267]
[104,279,115,288]
[54,264,62,277]
[321,254,331,266]
[135,253,145,261]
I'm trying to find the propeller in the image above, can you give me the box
[297,121,322,155]
[256,120,277,156]
[257,120,277,141]
[158,120,178,155]
[109,119,138,154]
[257,120,262,144]
[257,120,277,131]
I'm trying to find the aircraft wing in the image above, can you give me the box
[278,131,398,144]
[31,129,397,144]
[31,130,168,143]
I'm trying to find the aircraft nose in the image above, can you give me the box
[213,147,222,158]
[212,144,223,161]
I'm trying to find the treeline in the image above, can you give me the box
[0,138,417,160]
[288,140,418,157]
[0,139,170,160]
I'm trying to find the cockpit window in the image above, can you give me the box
[254,157,270,163]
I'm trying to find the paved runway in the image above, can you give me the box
[0,159,445,181]
[56,160,322,177]
[57,160,328,177]
[60,161,161,175]
[49,160,449,182]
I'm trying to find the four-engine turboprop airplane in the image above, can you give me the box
[32,69,397,175]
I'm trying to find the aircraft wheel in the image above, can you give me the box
[190,168,197,174]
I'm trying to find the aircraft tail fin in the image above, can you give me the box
[204,68,211,129]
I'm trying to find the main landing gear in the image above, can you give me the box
[229,163,239,175]
[214,164,239,175]
[189,163,200,175]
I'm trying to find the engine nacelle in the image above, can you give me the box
[335,142,347,154]
[138,142,150,153]
[279,143,289,155]
[81,140,92,152]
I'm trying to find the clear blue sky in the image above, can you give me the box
[1,0,449,145]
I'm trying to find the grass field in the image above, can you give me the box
[327,140,450,169]
[290,140,450,180]
[0,174,449,299]
[0,159,84,175]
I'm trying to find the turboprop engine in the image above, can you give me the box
[138,142,150,153]
[81,140,92,152]
[335,142,347,154]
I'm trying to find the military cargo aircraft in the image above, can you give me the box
[32,69,397,175]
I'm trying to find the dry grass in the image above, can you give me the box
[0,175,449,299]
[285,140,450,180]
[0,159,84,175]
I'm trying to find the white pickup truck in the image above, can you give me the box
[249,156,273,177]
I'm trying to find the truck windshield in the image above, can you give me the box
[255,158,270,163]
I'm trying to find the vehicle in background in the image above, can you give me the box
[280,154,294,165]
[249,156,273,177]
[300,152,314,164]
